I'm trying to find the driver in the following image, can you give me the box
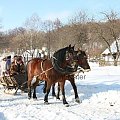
[10,56,25,76]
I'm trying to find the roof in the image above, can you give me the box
[102,40,120,54]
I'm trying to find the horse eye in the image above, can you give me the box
[71,53,73,55]
[77,53,81,56]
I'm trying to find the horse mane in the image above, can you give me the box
[52,46,76,75]
[53,47,68,64]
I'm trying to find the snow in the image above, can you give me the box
[0,62,120,120]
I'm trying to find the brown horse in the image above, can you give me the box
[27,45,77,106]
[43,49,91,103]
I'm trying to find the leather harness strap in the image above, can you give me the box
[40,59,53,78]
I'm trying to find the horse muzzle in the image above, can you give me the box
[78,67,91,72]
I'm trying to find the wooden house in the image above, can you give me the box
[100,40,120,66]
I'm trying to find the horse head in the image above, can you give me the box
[76,49,91,72]
[52,44,77,74]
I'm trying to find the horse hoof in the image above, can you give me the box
[56,97,60,100]
[28,97,31,99]
[75,98,82,103]
[56,96,60,100]
[64,104,69,107]
[33,97,37,100]
[44,101,49,105]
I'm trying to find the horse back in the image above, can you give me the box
[27,58,42,78]
[27,58,68,83]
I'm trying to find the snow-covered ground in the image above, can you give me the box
[0,62,120,120]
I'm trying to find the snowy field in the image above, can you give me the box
[0,62,120,120]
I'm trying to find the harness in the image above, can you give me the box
[31,59,53,85]
[40,59,53,78]
[51,56,77,75]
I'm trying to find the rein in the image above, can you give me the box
[31,59,54,80]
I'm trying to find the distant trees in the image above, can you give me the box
[0,18,10,52]
[68,11,89,49]
[0,32,10,52]
[1,10,120,64]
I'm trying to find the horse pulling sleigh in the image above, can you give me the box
[0,55,28,94]
[27,45,90,106]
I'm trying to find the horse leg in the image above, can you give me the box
[52,83,56,97]
[70,78,81,103]
[43,81,47,93]
[33,87,37,99]
[43,81,56,97]
[28,86,32,99]
[28,80,32,99]
[44,81,51,104]
[59,81,69,106]
[56,82,60,99]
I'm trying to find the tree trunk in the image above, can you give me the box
[114,59,117,66]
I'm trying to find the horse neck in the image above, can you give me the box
[53,47,67,64]
[41,59,53,71]
[61,60,70,67]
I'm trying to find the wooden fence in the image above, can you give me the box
[99,60,120,66]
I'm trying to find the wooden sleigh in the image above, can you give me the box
[0,72,28,94]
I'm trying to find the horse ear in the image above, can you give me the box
[73,44,75,48]
[72,44,75,50]
[77,48,81,55]
[78,48,80,51]
[68,44,71,48]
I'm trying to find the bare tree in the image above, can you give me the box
[68,11,89,49]
[95,10,120,65]
[23,14,46,57]
[42,20,55,58]
[24,13,42,31]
